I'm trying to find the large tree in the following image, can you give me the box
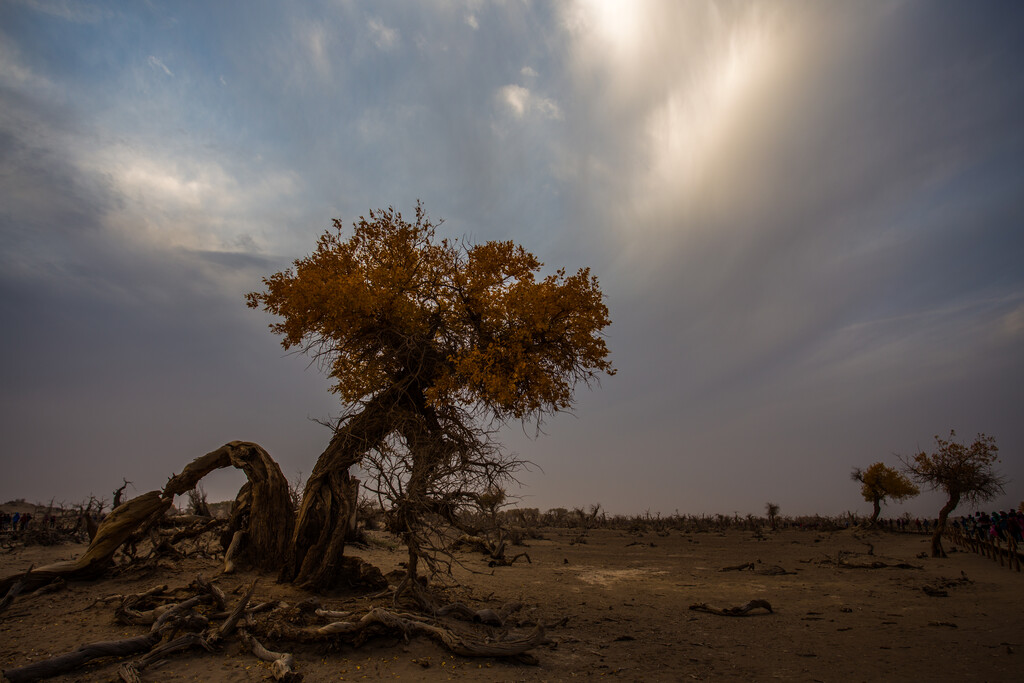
[851,462,919,527]
[902,431,1005,558]
[246,204,614,592]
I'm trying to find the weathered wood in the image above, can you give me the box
[283,395,399,591]
[688,599,774,616]
[223,530,245,574]
[166,441,295,572]
[239,629,302,682]
[0,441,294,596]
[0,567,30,615]
[303,607,546,657]
[0,492,171,596]
[214,579,256,640]
[2,632,160,682]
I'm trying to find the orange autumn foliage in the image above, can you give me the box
[246,204,615,421]
[854,462,919,506]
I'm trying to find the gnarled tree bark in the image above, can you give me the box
[282,392,399,591]
[0,441,293,595]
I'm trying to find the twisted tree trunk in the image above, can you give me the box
[163,441,294,571]
[931,491,960,558]
[869,498,882,527]
[282,392,399,591]
[0,441,293,596]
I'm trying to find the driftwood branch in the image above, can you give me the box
[294,606,545,657]
[213,579,256,641]
[239,628,302,682]
[688,599,774,616]
[3,632,161,683]
[0,565,33,616]
[223,530,245,574]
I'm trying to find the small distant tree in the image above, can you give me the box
[186,484,212,518]
[765,502,780,530]
[850,463,919,527]
[112,479,132,510]
[902,431,1006,557]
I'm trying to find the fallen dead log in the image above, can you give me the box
[211,579,256,642]
[118,633,215,682]
[167,518,223,545]
[303,607,547,657]
[839,558,922,570]
[239,628,302,682]
[488,552,531,568]
[718,562,794,575]
[719,562,755,572]
[1,603,209,683]
[434,601,523,627]
[0,566,32,615]
[0,492,171,596]
[688,599,774,616]
[2,632,162,682]
[192,574,227,611]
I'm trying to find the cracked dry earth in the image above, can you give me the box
[2,527,1021,681]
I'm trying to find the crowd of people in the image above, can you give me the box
[870,512,1024,544]
[876,517,937,532]
[953,510,1024,544]
[0,511,62,533]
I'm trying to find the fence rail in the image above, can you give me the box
[946,527,1022,572]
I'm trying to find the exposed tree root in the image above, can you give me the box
[2,573,549,681]
[688,599,774,616]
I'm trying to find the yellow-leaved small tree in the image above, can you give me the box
[850,462,918,527]
[247,203,615,593]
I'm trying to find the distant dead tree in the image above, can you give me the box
[901,431,1006,557]
[850,463,918,527]
[112,479,132,510]
[186,484,212,518]
[764,502,780,531]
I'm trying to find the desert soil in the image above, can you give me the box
[1,526,1021,682]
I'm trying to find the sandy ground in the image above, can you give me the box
[1,526,1021,682]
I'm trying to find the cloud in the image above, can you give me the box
[0,38,53,91]
[497,84,562,120]
[147,55,174,77]
[367,17,399,51]
[465,13,478,30]
[304,23,332,77]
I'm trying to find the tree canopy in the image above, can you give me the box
[851,462,918,525]
[246,203,614,423]
[903,430,1005,557]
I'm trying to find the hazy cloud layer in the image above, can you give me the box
[1,1,1021,516]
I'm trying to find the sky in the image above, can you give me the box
[1,0,1022,519]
